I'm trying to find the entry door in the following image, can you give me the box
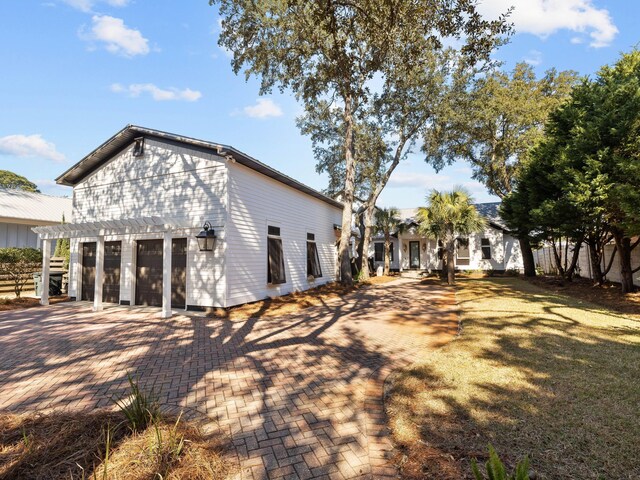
[409,241,421,269]
[135,239,163,307]
[103,241,121,303]
[171,238,187,309]
[81,242,96,301]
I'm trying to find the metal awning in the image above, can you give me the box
[32,216,197,239]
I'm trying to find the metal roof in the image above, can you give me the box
[391,202,507,233]
[56,125,343,210]
[0,188,72,224]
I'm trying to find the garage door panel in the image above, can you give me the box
[81,242,96,302]
[135,240,163,307]
[103,241,121,303]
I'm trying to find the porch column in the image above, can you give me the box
[161,231,172,319]
[40,239,51,306]
[93,236,104,312]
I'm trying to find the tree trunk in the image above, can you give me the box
[446,237,456,285]
[359,205,374,281]
[519,237,536,277]
[338,94,356,286]
[384,235,391,276]
[565,235,583,281]
[586,238,604,285]
[612,229,635,293]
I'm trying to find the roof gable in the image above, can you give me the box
[56,125,343,210]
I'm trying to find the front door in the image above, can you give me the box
[409,241,420,269]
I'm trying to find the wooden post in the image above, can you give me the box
[93,236,104,311]
[161,232,172,319]
[40,239,50,306]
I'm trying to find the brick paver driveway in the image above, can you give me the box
[0,279,458,479]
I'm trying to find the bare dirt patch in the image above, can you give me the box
[0,410,234,480]
[0,296,70,312]
[208,277,398,320]
[526,275,640,318]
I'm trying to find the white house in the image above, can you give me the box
[33,125,343,316]
[369,203,523,273]
[0,188,71,249]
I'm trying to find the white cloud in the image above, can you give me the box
[241,98,283,119]
[478,0,618,48]
[0,134,65,162]
[62,0,129,13]
[81,15,149,57]
[110,83,202,102]
[524,49,543,66]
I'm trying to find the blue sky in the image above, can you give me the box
[0,0,637,208]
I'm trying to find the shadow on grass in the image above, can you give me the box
[387,277,640,480]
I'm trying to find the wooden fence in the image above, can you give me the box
[0,257,68,296]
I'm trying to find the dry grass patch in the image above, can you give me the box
[387,277,640,480]
[0,296,69,312]
[0,410,234,480]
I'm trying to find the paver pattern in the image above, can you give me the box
[0,279,458,479]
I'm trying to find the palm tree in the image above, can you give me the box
[416,188,485,285]
[374,207,405,276]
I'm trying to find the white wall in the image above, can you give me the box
[0,222,41,249]
[70,139,227,307]
[225,161,342,307]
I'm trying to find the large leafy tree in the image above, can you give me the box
[0,170,39,192]
[416,188,485,285]
[211,0,510,285]
[424,63,578,277]
[503,50,640,292]
[374,207,405,276]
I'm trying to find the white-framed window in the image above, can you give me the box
[374,242,384,262]
[306,233,322,278]
[456,237,470,266]
[267,225,286,284]
[481,238,492,260]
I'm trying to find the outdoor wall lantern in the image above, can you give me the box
[422,243,427,251]
[403,243,408,253]
[196,221,217,251]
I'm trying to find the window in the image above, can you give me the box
[388,242,394,262]
[481,238,492,260]
[267,226,286,284]
[374,243,384,262]
[437,240,444,260]
[306,233,322,278]
[456,237,470,266]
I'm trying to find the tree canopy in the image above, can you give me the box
[417,188,485,284]
[0,170,39,192]
[211,0,511,285]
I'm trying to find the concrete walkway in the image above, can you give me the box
[0,279,458,479]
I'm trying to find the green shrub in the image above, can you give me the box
[0,247,41,297]
[112,373,161,432]
[472,445,532,480]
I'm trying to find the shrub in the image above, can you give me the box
[0,247,41,297]
[112,373,161,432]
[472,445,532,480]
[505,268,521,277]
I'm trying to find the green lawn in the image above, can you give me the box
[386,277,640,480]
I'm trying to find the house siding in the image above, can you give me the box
[69,139,227,307]
[0,222,41,249]
[226,161,341,307]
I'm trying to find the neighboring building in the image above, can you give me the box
[0,188,71,249]
[33,125,342,316]
[369,203,523,273]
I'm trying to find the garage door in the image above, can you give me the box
[171,238,187,309]
[135,239,163,307]
[103,241,121,303]
[81,242,96,301]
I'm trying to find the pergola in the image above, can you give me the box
[32,216,197,318]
